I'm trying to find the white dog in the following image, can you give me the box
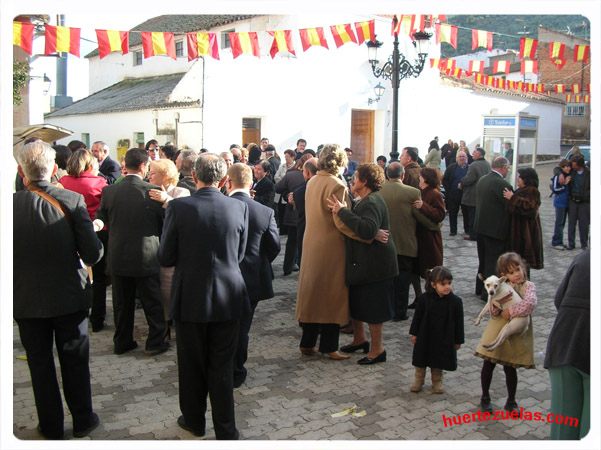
[474,274,530,351]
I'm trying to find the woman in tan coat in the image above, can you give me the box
[296,144,353,360]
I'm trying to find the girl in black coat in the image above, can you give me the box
[409,266,464,394]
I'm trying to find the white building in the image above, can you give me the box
[46,14,562,163]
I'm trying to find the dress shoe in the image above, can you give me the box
[300,346,317,355]
[504,400,519,412]
[479,396,493,413]
[73,412,100,438]
[233,376,246,388]
[177,415,205,437]
[144,342,170,356]
[292,265,300,272]
[357,351,386,365]
[449,232,457,236]
[325,351,351,360]
[283,271,292,276]
[114,341,138,355]
[340,341,369,353]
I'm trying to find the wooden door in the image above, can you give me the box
[350,110,374,163]
[242,117,261,147]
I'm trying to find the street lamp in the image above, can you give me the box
[368,82,386,105]
[367,16,432,160]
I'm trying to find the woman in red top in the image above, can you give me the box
[61,149,109,332]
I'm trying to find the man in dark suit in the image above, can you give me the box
[473,156,512,300]
[175,149,198,193]
[92,141,121,184]
[95,148,168,355]
[14,140,104,440]
[291,157,319,265]
[159,153,249,440]
[252,160,275,208]
[226,163,281,388]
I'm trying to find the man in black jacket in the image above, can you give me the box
[91,141,121,184]
[159,153,249,440]
[227,163,281,387]
[14,140,104,439]
[96,148,168,355]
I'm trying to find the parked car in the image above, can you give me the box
[563,145,590,167]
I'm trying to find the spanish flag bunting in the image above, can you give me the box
[516,81,524,91]
[527,83,535,93]
[141,32,176,59]
[566,94,572,103]
[299,27,328,51]
[431,15,447,24]
[447,67,462,78]
[186,32,219,61]
[330,24,357,48]
[354,20,375,45]
[430,58,441,69]
[498,78,507,89]
[486,76,495,87]
[575,94,581,102]
[229,32,260,58]
[492,60,510,74]
[548,42,565,60]
[573,44,590,62]
[416,15,430,32]
[520,60,538,75]
[536,83,544,93]
[555,84,565,93]
[472,29,492,51]
[95,29,129,59]
[441,59,455,72]
[392,15,416,36]
[583,94,590,103]
[45,24,81,57]
[519,37,538,59]
[572,83,581,94]
[468,60,484,74]
[269,30,295,58]
[507,80,515,90]
[13,21,34,55]
[435,23,457,49]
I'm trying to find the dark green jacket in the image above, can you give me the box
[338,192,399,286]
[473,171,512,240]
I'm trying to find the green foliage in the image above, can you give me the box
[441,15,589,58]
[13,61,30,105]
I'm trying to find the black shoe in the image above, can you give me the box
[177,415,205,437]
[480,396,493,413]
[145,342,170,356]
[407,302,416,310]
[283,271,292,276]
[73,412,100,438]
[504,400,519,412]
[450,232,457,236]
[91,322,105,332]
[340,341,369,353]
[233,377,246,388]
[114,341,138,355]
[565,245,575,250]
[358,350,386,365]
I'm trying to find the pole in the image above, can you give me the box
[390,33,400,161]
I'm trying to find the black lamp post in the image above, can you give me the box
[367,16,432,160]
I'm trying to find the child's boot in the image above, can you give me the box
[410,367,426,392]
[431,368,444,394]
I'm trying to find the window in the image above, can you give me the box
[175,40,184,57]
[565,104,586,116]
[221,29,235,49]
[81,133,90,148]
[133,51,143,66]
[134,132,145,148]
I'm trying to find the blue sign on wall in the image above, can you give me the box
[519,117,538,129]
[484,117,516,127]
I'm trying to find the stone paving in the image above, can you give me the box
[13,162,586,441]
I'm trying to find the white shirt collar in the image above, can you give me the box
[228,188,250,197]
[126,173,144,180]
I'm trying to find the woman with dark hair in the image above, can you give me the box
[413,167,445,283]
[503,167,544,270]
[424,140,441,171]
[328,163,398,364]
[247,143,262,166]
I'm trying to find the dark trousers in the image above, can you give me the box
[392,255,414,318]
[567,200,590,248]
[176,320,240,440]
[476,234,508,300]
[283,226,298,273]
[296,222,306,266]
[234,299,258,385]
[552,206,568,246]
[299,323,339,353]
[111,274,166,351]
[90,230,108,327]
[447,197,468,235]
[464,205,476,238]
[16,310,95,439]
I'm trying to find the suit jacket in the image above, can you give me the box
[460,158,490,206]
[96,175,164,277]
[159,187,250,322]
[13,181,103,319]
[473,171,512,240]
[99,156,121,185]
[379,180,421,258]
[231,192,281,302]
[253,176,275,208]
[275,169,305,227]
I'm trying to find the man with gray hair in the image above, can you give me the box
[13,140,104,439]
[460,146,490,241]
[160,153,249,440]
[473,156,513,300]
[176,149,198,193]
[91,140,121,184]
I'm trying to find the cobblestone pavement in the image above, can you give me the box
[13,162,587,441]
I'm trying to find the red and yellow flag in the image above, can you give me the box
[330,24,357,48]
[468,60,484,74]
[95,29,129,59]
[474,73,485,84]
[548,42,565,60]
[521,60,538,75]
[141,32,176,59]
[13,21,34,55]
[392,15,416,36]
[536,83,545,93]
[416,15,430,32]
[299,27,328,51]
[430,58,441,69]
[354,20,375,45]
[573,44,590,62]
[492,60,511,74]
[472,29,492,51]
[572,83,581,94]
[485,76,495,87]
[555,84,565,93]
[565,94,572,103]
[45,24,81,57]
[435,23,457,49]
[497,78,507,90]
[269,30,295,58]
[187,32,219,60]
[507,80,515,90]
[440,59,455,72]
[449,67,462,78]
[519,37,538,59]
[229,32,260,58]
[583,94,590,103]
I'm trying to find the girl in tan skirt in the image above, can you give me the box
[475,253,537,413]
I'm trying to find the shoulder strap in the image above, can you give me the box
[27,184,72,223]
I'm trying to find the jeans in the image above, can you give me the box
[551,207,568,246]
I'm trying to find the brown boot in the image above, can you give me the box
[431,368,444,394]
[410,367,426,392]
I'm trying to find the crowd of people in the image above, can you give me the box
[13,135,589,440]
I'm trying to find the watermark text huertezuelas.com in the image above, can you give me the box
[442,408,579,428]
